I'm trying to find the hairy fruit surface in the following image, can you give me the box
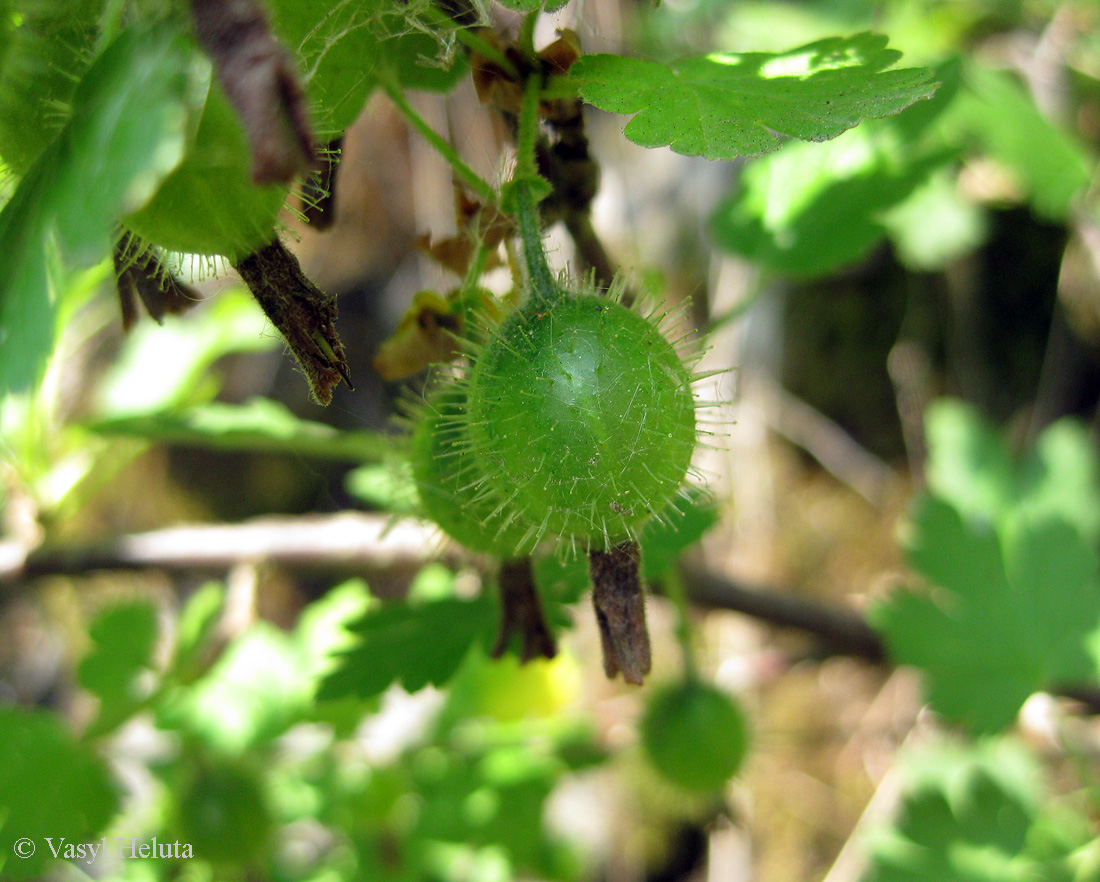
[465,293,696,547]
[411,386,539,557]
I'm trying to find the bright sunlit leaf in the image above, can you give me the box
[712,123,953,275]
[92,288,276,417]
[880,167,987,270]
[161,623,314,753]
[952,62,1092,220]
[924,399,1100,539]
[573,33,938,159]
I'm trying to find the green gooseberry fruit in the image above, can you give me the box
[641,679,749,793]
[465,292,697,547]
[122,64,288,260]
[0,0,104,173]
[411,385,539,557]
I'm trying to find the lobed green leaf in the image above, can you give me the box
[872,495,1100,734]
[160,623,314,753]
[863,737,1086,882]
[573,33,939,160]
[319,596,495,701]
[78,600,159,735]
[924,399,1100,540]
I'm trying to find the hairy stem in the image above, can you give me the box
[517,10,539,61]
[233,240,351,404]
[512,75,559,307]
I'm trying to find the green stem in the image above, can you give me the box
[518,10,539,61]
[512,75,558,307]
[463,240,491,291]
[514,74,541,181]
[514,182,557,306]
[379,78,496,204]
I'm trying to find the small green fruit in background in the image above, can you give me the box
[462,650,582,722]
[464,291,697,549]
[641,679,749,792]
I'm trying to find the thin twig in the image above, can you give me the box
[5,516,1100,714]
[379,77,496,204]
[0,514,450,589]
[676,564,887,663]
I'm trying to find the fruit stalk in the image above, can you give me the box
[512,74,560,308]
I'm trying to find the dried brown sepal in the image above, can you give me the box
[417,187,511,276]
[113,231,202,331]
[492,557,557,662]
[233,239,351,404]
[471,29,582,118]
[589,540,651,685]
[373,290,463,381]
[454,187,513,250]
[470,29,527,113]
[190,0,314,185]
[538,30,581,77]
[417,232,480,277]
[300,136,343,230]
